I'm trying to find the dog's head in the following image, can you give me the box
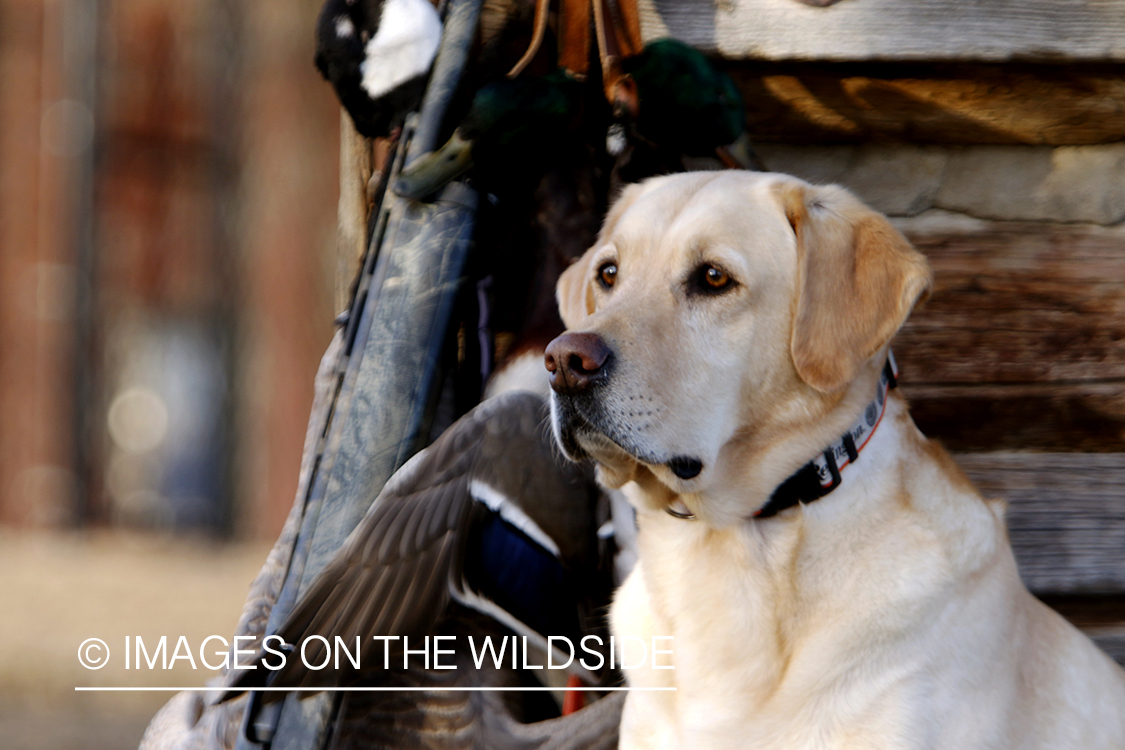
[545,172,931,523]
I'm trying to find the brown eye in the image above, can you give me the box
[598,262,618,289]
[704,265,730,289]
[687,263,736,296]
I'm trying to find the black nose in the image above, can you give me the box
[545,332,612,396]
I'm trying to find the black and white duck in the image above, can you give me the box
[314,0,444,138]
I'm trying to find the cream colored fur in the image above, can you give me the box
[549,171,1125,749]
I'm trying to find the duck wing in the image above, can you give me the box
[226,391,571,695]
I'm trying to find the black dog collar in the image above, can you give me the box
[666,353,899,522]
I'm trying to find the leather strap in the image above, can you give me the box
[507,0,552,78]
[508,0,644,98]
[614,0,644,56]
[559,0,593,77]
[593,0,640,107]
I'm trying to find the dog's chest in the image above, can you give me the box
[611,505,976,749]
[634,516,789,677]
[614,514,809,737]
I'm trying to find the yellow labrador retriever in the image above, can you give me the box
[543,171,1125,749]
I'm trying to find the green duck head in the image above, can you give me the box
[618,39,749,160]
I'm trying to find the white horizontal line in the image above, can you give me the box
[75,686,674,692]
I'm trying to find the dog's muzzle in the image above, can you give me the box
[544,332,612,396]
[544,332,614,460]
[545,332,704,482]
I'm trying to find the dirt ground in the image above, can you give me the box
[5,528,1121,750]
[1,529,273,750]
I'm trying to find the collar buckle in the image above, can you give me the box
[820,448,842,493]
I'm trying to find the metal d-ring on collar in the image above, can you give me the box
[665,501,696,520]
[663,354,899,522]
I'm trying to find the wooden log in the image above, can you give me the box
[955,453,1125,595]
[905,383,1125,453]
[896,219,1125,385]
[887,217,1125,451]
[1042,595,1125,629]
[1039,595,1125,665]
[761,144,1125,224]
[1089,627,1125,667]
[728,62,1125,146]
[639,0,1125,63]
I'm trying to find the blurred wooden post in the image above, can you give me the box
[0,0,85,528]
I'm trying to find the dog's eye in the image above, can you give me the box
[598,262,618,289]
[688,263,735,295]
[704,266,730,289]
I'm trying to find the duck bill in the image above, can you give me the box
[715,132,766,171]
[394,130,475,199]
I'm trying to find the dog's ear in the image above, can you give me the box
[556,250,595,329]
[778,181,932,393]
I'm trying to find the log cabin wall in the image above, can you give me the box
[633,0,1125,663]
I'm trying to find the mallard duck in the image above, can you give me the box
[397,38,762,199]
[394,69,592,199]
[609,38,763,181]
[314,0,443,138]
[140,345,627,749]
[223,392,618,716]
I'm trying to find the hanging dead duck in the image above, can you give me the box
[314,0,443,138]
[392,68,591,199]
[608,38,764,183]
[222,391,615,700]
